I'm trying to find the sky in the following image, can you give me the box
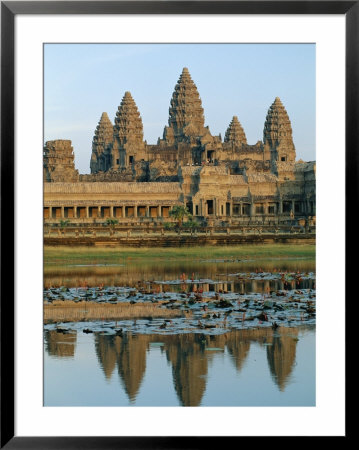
[44,43,315,174]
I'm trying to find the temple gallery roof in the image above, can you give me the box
[44,182,182,194]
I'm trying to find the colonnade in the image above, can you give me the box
[44,204,172,220]
[44,198,315,221]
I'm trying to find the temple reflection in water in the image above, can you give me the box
[45,327,304,406]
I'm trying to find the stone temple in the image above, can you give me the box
[43,67,316,226]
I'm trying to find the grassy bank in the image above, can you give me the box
[44,244,315,266]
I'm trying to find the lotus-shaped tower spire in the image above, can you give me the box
[224,116,247,146]
[114,91,144,147]
[164,67,206,143]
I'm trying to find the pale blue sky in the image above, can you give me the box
[44,43,315,174]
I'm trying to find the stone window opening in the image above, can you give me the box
[207,150,215,163]
[206,200,214,215]
[268,204,276,214]
[283,202,292,213]
[53,207,61,219]
[233,204,241,216]
[129,155,134,165]
[162,206,170,218]
[281,155,287,162]
[114,207,122,218]
[255,204,264,215]
[89,207,98,218]
[242,204,250,216]
[226,203,231,216]
[101,207,111,218]
[294,202,302,213]
[64,207,75,219]
[138,206,146,217]
[77,207,86,219]
[125,206,134,218]
[150,206,158,218]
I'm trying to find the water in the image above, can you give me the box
[44,257,315,406]
[44,326,315,406]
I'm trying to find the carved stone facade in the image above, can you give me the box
[224,116,247,147]
[90,112,114,173]
[43,140,79,183]
[43,68,316,225]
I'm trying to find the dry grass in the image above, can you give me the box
[44,300,189,322]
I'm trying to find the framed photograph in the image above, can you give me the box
[1,1,352,447]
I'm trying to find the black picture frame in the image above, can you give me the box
[1,1,352,447]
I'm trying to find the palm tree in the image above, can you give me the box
[106,218,119,227]
[106,218,118,236]
[169,205,192,228]
[60,219,70,228]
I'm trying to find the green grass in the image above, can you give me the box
[44,244,315,266]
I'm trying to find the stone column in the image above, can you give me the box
[73,206,77,219]
[110,206,114,218]
[146,206,150,217]
[86,206,89,218]
[230,201,233,217]
[49,207,52,219]
[61,206,65,219]
[134,206,138,218]
[98,206,101,218]
[279,200,283,214]
[250,202,255,217]
[158,205,162,217]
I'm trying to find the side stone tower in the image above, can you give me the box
[112,91,146,169]
[90,112,114,173]
[43,140,79,182]
[163,67,208,145]
[263,97,296,177]
[224,116,247,147]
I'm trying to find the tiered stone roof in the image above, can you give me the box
[263,97,294,150]
[92,112,114,155]
[45,71,308,185]
[165,67,206,142]
[224,116,247,146]
[114,91,144,147]
[90,112,114,173]
[43,140,79,182]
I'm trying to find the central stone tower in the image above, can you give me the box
[162,67,207,145]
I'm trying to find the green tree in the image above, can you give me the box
[106,218,119,227]
[59,219,70,228]
[169,205,192,228]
